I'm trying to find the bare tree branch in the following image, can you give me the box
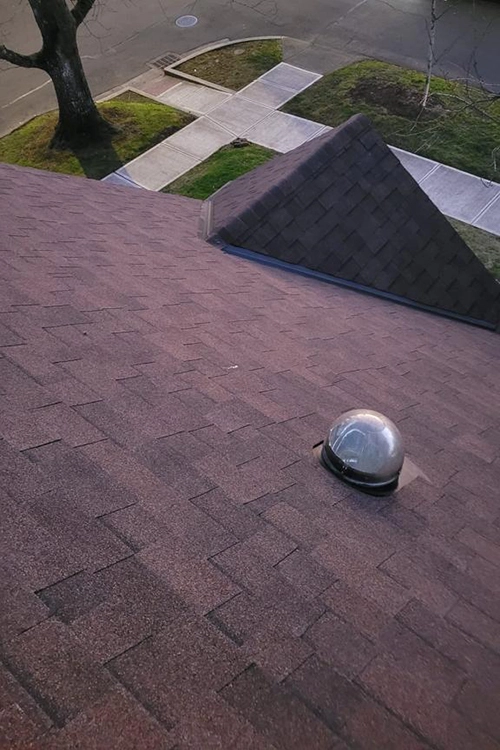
[0,44,39,68]
[421,0,437,108]
[71,0,97,26]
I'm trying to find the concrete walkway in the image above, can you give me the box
[102,63,500,237]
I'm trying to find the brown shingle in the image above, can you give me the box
[276,549,335,600]
[342,697,431,750]
[41,687,176,749]
[167,693,276,750]
[396,599,487,673]
[284,654,364,733]
[305,611,376,678]
[380,552,457,616]
[0,703,46,750]
[108,614,248,726]
[446,600,500,652]
[0,664,52,737]
[139,545,240,615]
[220,665,337,750]
[0,568,50,641]
[321,581,392,639]
[0,162,499,749]
[1,619,113,726]
[359,646,463,745]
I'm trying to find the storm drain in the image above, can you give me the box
[149,52,181,69]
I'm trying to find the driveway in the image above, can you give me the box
[1,0,499,135]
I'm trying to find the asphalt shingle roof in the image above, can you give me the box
[0,162,500,749]
[208,115,500,328]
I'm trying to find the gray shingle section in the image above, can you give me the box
[208,114,500,328]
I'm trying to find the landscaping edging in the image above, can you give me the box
[164,36,284,91]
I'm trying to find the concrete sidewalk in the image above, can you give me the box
[391,148,500,235]
[103,63,500,237]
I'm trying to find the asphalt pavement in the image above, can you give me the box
[1,0,499,136]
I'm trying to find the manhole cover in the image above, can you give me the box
[175,15,198,27]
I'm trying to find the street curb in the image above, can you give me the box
[164,36,285,92]
[97,85,168,105]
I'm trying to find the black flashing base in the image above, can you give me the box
[221,242,496,331]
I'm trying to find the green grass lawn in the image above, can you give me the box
[177,39,283,90]
[450,218,500,280]
[163,141,275,199]
[283,60,500,181]
[0,92,193,180]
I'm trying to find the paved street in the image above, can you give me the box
[1,0,499,136]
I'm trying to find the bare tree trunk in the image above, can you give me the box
[0,0,116,150]
[422,0,438,108]
[44,38,116,149]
